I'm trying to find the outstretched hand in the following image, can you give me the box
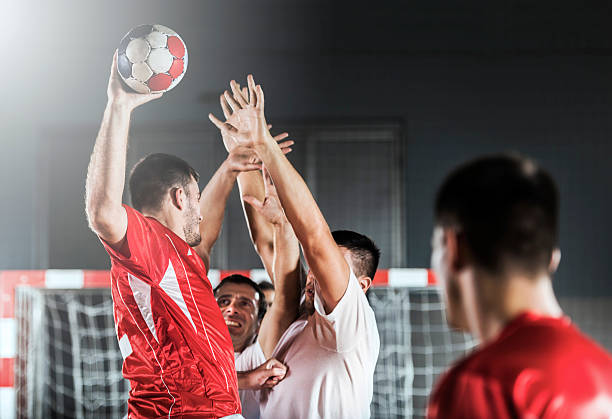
[209,75,287,152]
[242,166,288,226]
[107,51,162,110]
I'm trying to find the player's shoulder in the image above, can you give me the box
[460,313,612,387]
[487,313,611,366]
[428,350,505,418]
[123,204,161,231]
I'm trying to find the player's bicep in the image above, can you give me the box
[304,240,350,314]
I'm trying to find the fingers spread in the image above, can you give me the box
[255,85,265,110]
[224,91,240,112]
[220,94,232,119]
[230,80,248,107]
[247,74,257,107]
[209,113,238,133]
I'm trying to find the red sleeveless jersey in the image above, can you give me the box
[101,205,240,418]
[428,312,612,419]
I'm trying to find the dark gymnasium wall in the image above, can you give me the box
[1,1,611,297]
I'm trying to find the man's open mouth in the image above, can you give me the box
[225,319,241,328]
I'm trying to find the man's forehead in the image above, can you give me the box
[216,282,259,300]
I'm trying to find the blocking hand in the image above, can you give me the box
[209,75,288,152]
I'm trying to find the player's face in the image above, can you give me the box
[215,283,260,351]
[263,289,275,309]
[183,178,203,247]
[304,271,316,314]
[431,226,464,330]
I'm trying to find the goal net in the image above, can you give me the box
[14,287,128,419]
[13,285,474,419]
[368,287,478,419]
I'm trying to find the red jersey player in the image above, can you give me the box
[84,52,286,418]
[428,154,612,418]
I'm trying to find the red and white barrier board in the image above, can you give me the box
[0,268,436,418]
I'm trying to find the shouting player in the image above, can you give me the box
[427,154,612,418]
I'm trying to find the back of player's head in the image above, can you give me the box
[332,230,381,279]
[214,274,267,321]
[434,153,559,277]
[257,281,275,292]
[129,153,200,213]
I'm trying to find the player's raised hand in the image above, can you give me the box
[209,75,284,151]
[209,80,294,154]
[242,166,288,226]
[107,51,162,111]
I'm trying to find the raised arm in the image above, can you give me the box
[219,85,293,279]
[209,76,348,314]
[85,52,161,249]
[192,146,263,272]
[238,172,274,276]
[242,167,302,357]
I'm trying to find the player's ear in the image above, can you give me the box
[358,276,372,293]
[443,228,468,274]
[169,187,185,211]
[549,248,561,273]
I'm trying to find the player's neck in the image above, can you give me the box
[471,272,563,343]
[233,338,250,354]
[142,208,187,243]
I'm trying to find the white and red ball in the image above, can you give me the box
[117,24,188,93]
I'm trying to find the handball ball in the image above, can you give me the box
[117,24,188,93]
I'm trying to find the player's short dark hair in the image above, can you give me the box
[434,153,559,276]
[128,153,200,212]
[258,281,275,292]
[332,230,381,279]
[214,274,267,321]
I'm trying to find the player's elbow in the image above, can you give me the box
[86,209,112,237]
